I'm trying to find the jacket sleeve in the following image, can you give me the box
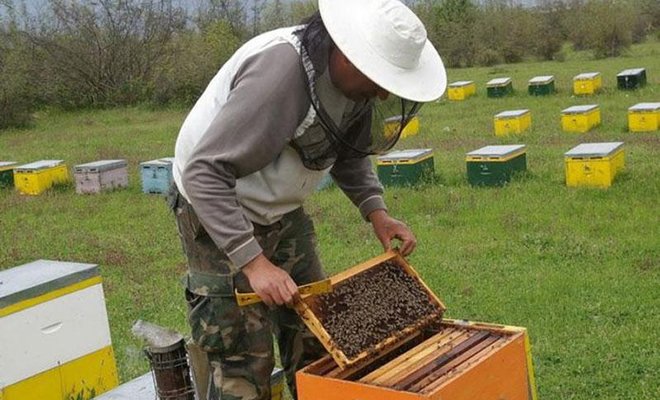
[181,43,310,268]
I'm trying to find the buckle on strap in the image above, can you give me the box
[183,271,235,297]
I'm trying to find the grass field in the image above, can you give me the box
[1,40,659,399]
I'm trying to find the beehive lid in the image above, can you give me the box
[628,102,660,112]
[529,75,554,84]
[0,161,18,172]
[140,157,174,166]
[377,148,433,163]
[15,160,64,171]
[449,80,474,87]
[495,109,529,118]
[384,114,409,124]
[487,77,511,86]
[466,144,526,159]
[565,142,624,158]
[74,159,127,173]
[93,373,154,400]
[295,251,446,369]
[562,104,599,114]
[617,68,645,76]
[0,260,99,311]
[574,72,600,80]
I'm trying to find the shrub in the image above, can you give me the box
[153,20,241,105]
[0,28,36,129]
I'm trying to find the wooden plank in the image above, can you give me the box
[327,330,424,380]
[307,355,339,376]
[374,329,462,380]
[363,329,470,386]
[358,328,458,384]
[392,331,492,391]
[415,335,501,393]
[345,311,444,370]
[441,319,526,335]
[375,331,477,388]
[376,331,475,388]
[326,251,399,285]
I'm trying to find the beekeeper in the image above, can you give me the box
[169,0,446,398]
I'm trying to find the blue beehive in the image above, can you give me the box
[140,157,174,194]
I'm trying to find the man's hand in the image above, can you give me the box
[368,209,417,256]
[241,254,300,307]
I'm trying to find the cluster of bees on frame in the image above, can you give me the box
[314,261,442,358]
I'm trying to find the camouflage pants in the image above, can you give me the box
[169,187,327,400]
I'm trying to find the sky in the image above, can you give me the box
[0,0,543,21]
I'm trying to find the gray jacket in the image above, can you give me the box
[173,27,386,269]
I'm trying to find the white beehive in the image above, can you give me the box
[0,260,118,399]
[74,159,129,194]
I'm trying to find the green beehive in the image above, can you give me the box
[487,77,513,98]
[0,162,18,188]
[466,145,527,187]
[528,75,555,96]
[377,149,434,187]
[617,68,647,90]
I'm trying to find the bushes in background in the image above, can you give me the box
[0,0,658,130]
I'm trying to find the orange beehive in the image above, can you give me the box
[295,251,537,400]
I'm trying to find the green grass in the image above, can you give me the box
[1,40,659,399]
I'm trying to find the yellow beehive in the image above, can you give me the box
[494,109,532,136]
[14,160,70,195]
[561,104,601,133]
[573,72,602,95]
[447,81,476,101]
[628,102,660,132]
[384,115,420,139]
[564,142,625,188]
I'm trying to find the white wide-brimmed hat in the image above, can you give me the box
[319,0,446,102]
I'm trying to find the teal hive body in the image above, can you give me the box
[140,157,174,194]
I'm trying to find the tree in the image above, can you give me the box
[564,0,638,57]
[260,0,318,31]
[21,0,187,107]
[153,19,241,105]
[195,0,248,39]
[532,0,568,60]
[474,1,538,64]
[0,23,36,128]
[287,0,318,24]
[261,0,288,31]
[417,0,480,67]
